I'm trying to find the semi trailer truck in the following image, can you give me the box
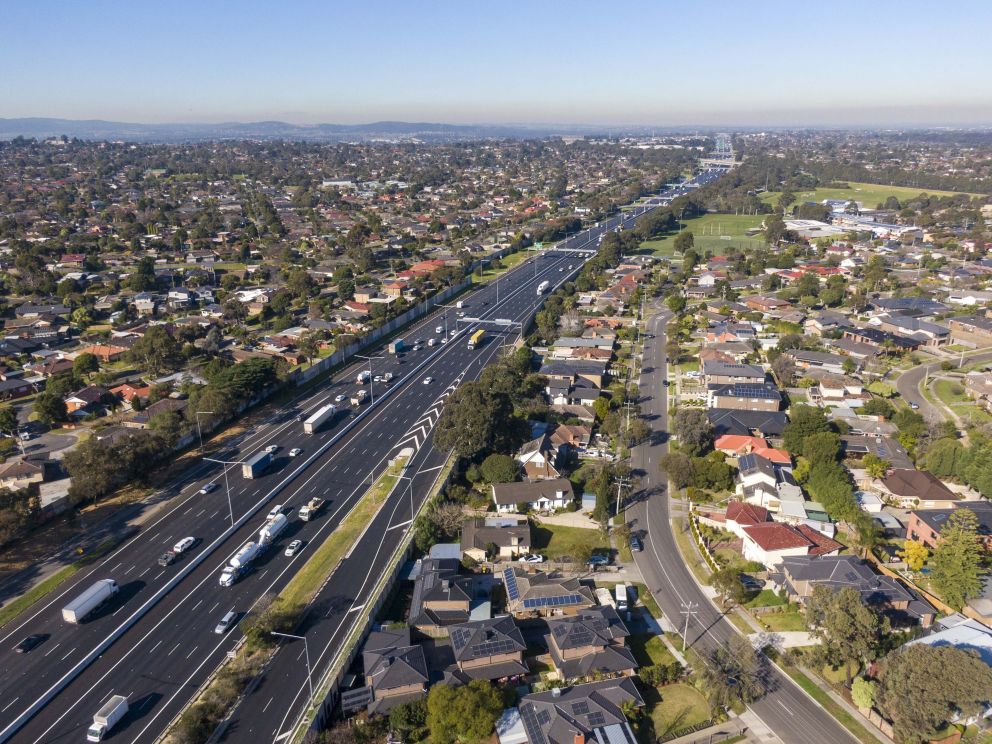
[62,579,119,624]
[303,404,336,434]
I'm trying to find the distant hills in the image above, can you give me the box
[0,117,627,143]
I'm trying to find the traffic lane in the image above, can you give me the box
[15,248,576,740]
[894,352,992,421]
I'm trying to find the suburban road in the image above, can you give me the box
[629,306,860,744]
[895,351,992,421]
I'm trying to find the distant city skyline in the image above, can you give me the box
[4,0,992,127]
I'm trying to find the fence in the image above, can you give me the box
[295,279,472,385]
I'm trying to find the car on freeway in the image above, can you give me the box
[450,330,458,337]
[266,504,285,520]
[629,536,643,553]
[422,377,433,385]
[334,394,347,403]
[441,337,447,344]
[174,536,196,554]
[199,482,219,495]
[14,634,46,653]
[158,551,177,567]
[558,267,563,272]
[285,539,304,557]
[519,554,545,563]
[373,375,382,382]
[435,325,443,334]
[215,610,237,635]
[265,444,279,453]
[413,344,421,351]
[289,448,302,457]
[457,311,465,317]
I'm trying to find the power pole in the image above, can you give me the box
[613,474,631,518]
[680,601,699,652]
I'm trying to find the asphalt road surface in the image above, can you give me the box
[0,169,725,743]
[629,306,859,744]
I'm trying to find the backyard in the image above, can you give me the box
[530,521,609,562]
[643,683,712,740]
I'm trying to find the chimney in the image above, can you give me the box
[442,579,450,591]
[574,735,585,744]
[551,687,561,698]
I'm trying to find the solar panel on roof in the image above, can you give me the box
[571,701,590,715]
[503,568,520,601]
[587,712,606,726]
[536,709,552,726]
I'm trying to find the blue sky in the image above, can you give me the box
[3,0,991,126]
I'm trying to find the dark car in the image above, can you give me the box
[629,536,643,553]
[158,551,177,567]
[15,634,46,653]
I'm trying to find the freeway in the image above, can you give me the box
[1,168,725,743]
[7,246,589,743]
[219,170,731,743]
[629,307,859,744]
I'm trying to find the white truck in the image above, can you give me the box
[62,579,118,624]
[356,370,371,384]
[258,513,288,546]
[615,583,629,613]
[456,300,464,309]
[303,404,336,434]
[299,497,324,521]
[220,542,260,586]
[351,389,368,406]
[537,280,550,295]
[87,695,128,742]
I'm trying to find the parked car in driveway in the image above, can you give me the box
[587,555,610,566]
[518,554,545,563]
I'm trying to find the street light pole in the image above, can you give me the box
[270,631,313,702]
[195,410,215,454]
[680,601,699,652]
[203,457,239,527]
[356,354,383,404]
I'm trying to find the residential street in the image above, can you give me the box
[627,304,860,744]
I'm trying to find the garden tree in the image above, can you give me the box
[479,453,520,484]
[33,391,68,425]
[72,352,99,378]
[671,408,713,457]
[336,277,355,301]
[801,431,841,465]
[770,354,795,386]
[659,452,692,490]
[842,357,857,375]
[892,408,927,451]
[862,255,888,291]
[709,566,747,606]
[128,256,156,291]
[923,437,966,479]
[897,539,929,571]
[664,292,686,315]
[388,699,427,740]
[804,586,886,687]
[850,677,877,710]
[861,453,890,479]
[700,635,766,709]
[673,230,694,254]
[782,405,832,454]
[877,644,992,743]
[426,679,503,744]
[929,507,987,610]
[795,273,820,298]
[297,330,323,365]
[860,397,894,418]
[805,460,859,522]
[590,465,612,524]
[689,453,734,492]
[148,409,185,449]
[0,405,16,435]
[432,381,525,460]
[128,325,183,376]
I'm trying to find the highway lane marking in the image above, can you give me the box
[149,640,162,654]
[167,643,181,656]
[112,605,126,617]
[186,645,198,660]
[110,562,122,571]
[0,698,18,713]
[43,643,61,657]
[263,697,273,713]
[196,509,206,517]
[123,564,135,575]
[154,570,165,581]
[191,600,203,612]
[386,519,413,531]
[777,700,794,716]
[209,601,219,613]
[162,535,173,544]
[138,567,150,578]
[60,648,74,661]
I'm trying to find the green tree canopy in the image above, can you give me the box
[783,405,832,454]
[426,679,503,744]
[805,586,886,687]
[929,507,988,610]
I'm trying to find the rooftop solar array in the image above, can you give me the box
[571,701,590,715]
[504,568,520,601]
[520,705,547,744]
[536,709,552,726]
[587,712,606,726]
[470,639,517,658]
[523,594,584,609]
[731,383,778,399]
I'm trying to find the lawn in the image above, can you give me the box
[646,683,712,739]
[638,213,767,258]
[745,589,787,609]
[762,180,983,211]
[629,633,677,667]
[758,610,806,632]
[530,522,609,561]
[629,582,663,620]
[473,250,529,283]
[934,378,968,405]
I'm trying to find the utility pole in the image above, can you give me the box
[356,354,383,404]
[680,601,699,652]
[194,410,214,455]
[613,474,631,518]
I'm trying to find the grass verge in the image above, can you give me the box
[776,662,879,744]
[0,536,122,630]
[630,581,663,620]
[672,517,713,585]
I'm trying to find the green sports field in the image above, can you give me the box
[639,213,767,257]
[762,181,984,211]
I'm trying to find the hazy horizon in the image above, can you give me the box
[4,0,992,128]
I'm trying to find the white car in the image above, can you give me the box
[373,375,382,383]
[284,540,304,557]
[289,448,302,457]
[441,337,448,344]
[174,536,196,554]
[334,394,346,403]
[518,554,545,563]
[265,445,279,453]
[435,326,443,334]
[450,330,458,337]
[423,377,433,385]
[266,504,284,520]
[199,482,218,495]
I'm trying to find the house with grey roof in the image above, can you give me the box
[501,567,596,618]
[516,677,643,744]
[708,408,788,438]
[545,606,637,680]
[408,558,474,634]
[361,626,429,714]
[461,517,531,562]
[445,615,528,683]
[707,382,781,412]
[702,360,766,386]
[492,479,574,514]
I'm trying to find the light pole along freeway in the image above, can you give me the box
[7,245,594,744]
[629,307,859,744]
[1,172,719,743]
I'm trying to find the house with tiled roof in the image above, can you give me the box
[516,677,643,744]
[501,567,595,618]
[875,468,962,509]
[64,384,109,414]
[460,517,531,561]
[361,626,429,714]
[545,606,637,680]
[492,479,574,514]
[445,615,528,684]
[906,501,992,550]
[725,501,771,538]
[742,522,843,568]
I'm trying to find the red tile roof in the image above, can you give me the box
[795,524,844,556]
[727,502,770,527]
[743,523,811,551]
